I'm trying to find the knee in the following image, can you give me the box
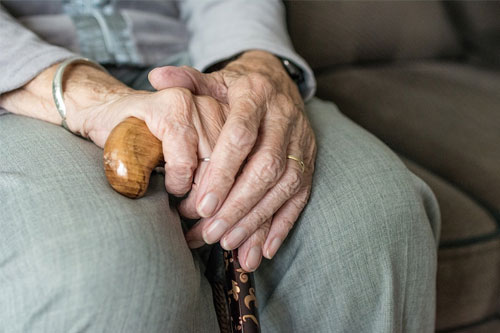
[8,198,201,330]
[301,141,439,271]
[65,215,198,311]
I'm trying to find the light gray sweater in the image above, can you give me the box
[0,0,315,112]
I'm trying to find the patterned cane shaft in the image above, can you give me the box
[224,249,260,333]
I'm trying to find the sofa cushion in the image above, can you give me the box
[286,1,463,70]
[446,1,500,67]
[401,158,499,246]
[316,61,500,215]
[447,1,500,42]
[401,157,500,330]
[458,320,500,333]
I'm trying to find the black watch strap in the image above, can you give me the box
[204,53,242,73]
[278,57,305,87]
[205,53,305,89]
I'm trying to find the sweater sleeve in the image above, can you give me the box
[177,0,316,100]
[0,4,75,95]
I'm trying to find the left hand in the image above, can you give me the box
[149,50,317,272]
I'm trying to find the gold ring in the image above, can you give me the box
[287,155,305,173]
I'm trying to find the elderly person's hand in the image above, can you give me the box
[149,50,317,271]
[80,89,227,198]
[0,62,226,198]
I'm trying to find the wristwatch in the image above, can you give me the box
[205,53,305,88]
[278,57,305,87]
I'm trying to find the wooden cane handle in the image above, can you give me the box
[103,117,163,198]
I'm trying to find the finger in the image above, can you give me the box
[199,110,295,244]
[185,218,210,249]
[178,96,224,219]
[177,158,210,219]
[192,96,227,150]
[195,82,295,222]
[154,89,199,196]
[148,66,227,101]
[261,118,316,259]
[219,156,304,250]
[181,158,216,247]
[194,91,264,218]
[177,184,200,219]
[263,187,312,260]
[237,219,271,272]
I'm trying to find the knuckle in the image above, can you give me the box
[303,185,312,200]
[259,219,272,233]
[247,72,267,85]
[258,153,285,186]
[165,121,196,140]
[275,94,295,113]
[249,208,269,227]
[229,197,249,218]
[168,87,193,106]
[210,166,236,189]
[226,122,257,153]
[292,193,310,210]
[166,185,190,197]
[165,178,190,196]
[280,169,302,196]
[166,160,195,183]
[248,73,273,93]
[279,217,295,233]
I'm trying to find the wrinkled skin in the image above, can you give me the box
[0,50,317,272]
[147,50,317,272]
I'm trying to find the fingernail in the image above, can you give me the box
[266,237,282,259]
[221,227,248,250]
[198,192,219,217]
[203,219,228,244]
[246,246,262,271]
[187,240,205,249]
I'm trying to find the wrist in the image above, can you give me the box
[238,50,283,67]
[10,61,134,132]
[226,50,293,85]
[65,65,136,136]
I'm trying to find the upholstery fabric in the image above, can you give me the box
[400,158,498,245]
[315,62,500,330]
[448,1,500,39]
[401,158,500,330]
[445,1,500,66]
[459,320,500,333]
[285,1,463,70]
[316,61,500,215]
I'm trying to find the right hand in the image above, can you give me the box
[77,88,227,197]
[1,64,227,198]
[1,60,231,246]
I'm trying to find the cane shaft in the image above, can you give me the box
[224,249,260,333]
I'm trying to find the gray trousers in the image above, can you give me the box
[0,66,440,332]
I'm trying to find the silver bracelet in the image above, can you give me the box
[52,56,108,135]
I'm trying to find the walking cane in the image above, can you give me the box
[103,116,260,333]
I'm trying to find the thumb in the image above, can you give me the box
[148,66,227,101]
[148,66,196,91]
